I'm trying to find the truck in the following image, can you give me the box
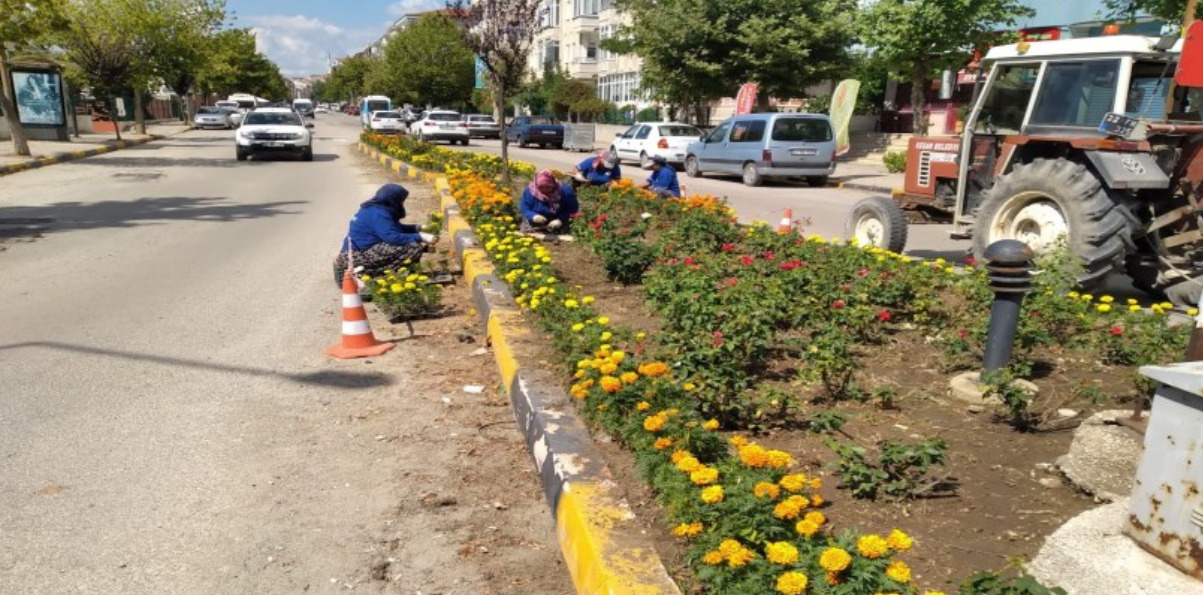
[504,115,564,149]
[845,25,1203,305]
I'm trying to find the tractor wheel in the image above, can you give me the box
[972,158,1136,289]
[846,196,908,254]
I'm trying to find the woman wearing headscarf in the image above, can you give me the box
[572,150,622,188]
[519,170,579,233]
[333,183,436,285]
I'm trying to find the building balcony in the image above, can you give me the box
[567,59,599,78]
[564,14,599,35]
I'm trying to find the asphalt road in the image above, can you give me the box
[0,126,569,594]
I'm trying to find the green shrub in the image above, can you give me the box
[883,151,907,173]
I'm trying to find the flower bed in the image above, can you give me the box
[361,132,536,179]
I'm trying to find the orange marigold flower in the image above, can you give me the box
[857,534,889,559]
[766,450,794,469]
[636,362,669,377]
[701,550,724,565]
[671,522,703,538]
[795,519,821,537]
[599,362,619,376]
[772,495,810,520]
[718,539,744,557]
[675,454,701,474]
[738,444,770,468]
[599,375,622,393]
[690,466,719,486]
[753,482,781,500]
[729,435,749,448]
[643,413,667,432]
[653,438,673,450]
[778,473,807,492]
[620,372,639,385]
[726,546,755,568]
[886,529,913,552]
[670,450,691,464]
[804,511,826,526]
[818,547,852,573]
[700,485,724,504]
[886,560,911,583]
[811,494,824,507]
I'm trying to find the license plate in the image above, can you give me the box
[1099,112,1138,137]
[542,130,556,135]
[440,124,455,129]
[674,153,684,159]
[264,141,283,147]
[790,148,818,156]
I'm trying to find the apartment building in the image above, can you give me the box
[529,0,653,109]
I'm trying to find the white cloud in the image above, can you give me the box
[243,14,380,76]
[387,0,446,18]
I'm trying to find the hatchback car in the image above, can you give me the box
[194,106,232,130]
[610,121,703,167]
[410,110,469,144]
[462,114,500,139]
[235,107,314,161]
[685,113,836,187]
[369,110,405,134]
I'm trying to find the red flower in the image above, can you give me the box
[763,251,775,261]
[726,277,738,288]
[779,259,802,271]
[1110,325,1125,336]
[571,212,583,219]
[840,283,852,291]
[713,331,725,347]
[965,256,978,266]
[597,214,608,222]
[877,310,892,322]
[832,299,846,310]
[957,329,970,339]
[740,255,755,266]
[684,257,696,266]
[721,243,735,252]
[668,258,679,265]
[858,268,870,278]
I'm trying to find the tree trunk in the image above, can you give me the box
[497,80,511,186]
[133,88,146,135]
[910,67,927,136]
[0,50,32,157]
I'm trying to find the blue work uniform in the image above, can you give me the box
[519,183,580,224]
[576,156,622,185]
[646,166,681,197]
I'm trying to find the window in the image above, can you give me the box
[635,126,651,139]
[771,117,832,142]
[1126,60,1175,119]
[1029,60,1121,127]
[428,112,461,121]
[528,116,553,124]
[539,0,559,28]
[574,0,600,17]
[730,120,766,142]
[245,112,302,126]
[659,125,702,137]
[977,64,1040,133]
[707,122,732,143]
[597,72,644,104]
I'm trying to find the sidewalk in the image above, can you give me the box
[829,162,904,195]
[0,121,192,176]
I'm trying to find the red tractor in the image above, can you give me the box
[846,24,1203,305]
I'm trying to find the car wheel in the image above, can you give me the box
[685,155,703,178]
[518,135,528,148]
[554,143,563,150]
[236,148,249,161]
[640,151,652,169]
[742,162,763,187]
[302,146,313,162]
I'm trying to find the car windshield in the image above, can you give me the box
[659,125,701,137]
[365,100,389,112]
[429,112,460,121]
[197,107,221,114]
[771,117,832,142]
[244,112,302,126]
[375,111,400,118]
[527,116,552,125]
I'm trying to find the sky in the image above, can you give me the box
[224,0,447,76]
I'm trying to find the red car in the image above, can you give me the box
[347,105,361,116]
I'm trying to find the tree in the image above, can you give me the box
[380,13,474,108]
[0,0,67,155]
[195,29,290,101]
[449,0,543,184]
[860,0,1033,134]
[323,54,378,105]
[1104,0,1189,21]
[58,0,142,140]
[139,0,227,124]
[607,0,857,120]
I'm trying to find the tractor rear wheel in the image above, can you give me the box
[972,158,1135,289]
[846,196,908,254]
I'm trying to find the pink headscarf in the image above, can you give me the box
[528,170,562,207]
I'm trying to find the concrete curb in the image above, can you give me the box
[0,134,163,178]
[829,178,903,196]
[359,141,682,594]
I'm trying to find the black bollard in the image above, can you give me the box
[981,240,1035,375]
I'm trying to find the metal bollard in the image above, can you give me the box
[981,240,1035,374]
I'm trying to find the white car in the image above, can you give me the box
[315,106,328,114]
[610,121,705,167]
[235,107,314,161]
[194,106,233,129]
[369,110,405,134]
[409,110,469,145]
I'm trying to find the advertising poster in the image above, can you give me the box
[829,79,861,157]
[734,83,758,115]
[13,71,65,126]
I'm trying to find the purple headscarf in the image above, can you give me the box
[528,170,562,208]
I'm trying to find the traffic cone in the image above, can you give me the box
[326,271,395,359]
[776,208,793,233]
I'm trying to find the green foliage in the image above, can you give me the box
[322,54,380,103]
[1104,0,1187,22]
[598,236,657,285]
[883,151,906,173]
[364,263,444,321]
[379,13,475,108]
[982,368,1038,431]
[804,94,830,114]
[194,28,289,100]
[826,437,950,501]
[959,570,1068,595]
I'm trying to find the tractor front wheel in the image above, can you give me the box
[846,196,908,254]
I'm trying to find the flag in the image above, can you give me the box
[829,79,861,157]
[734,83,758,115]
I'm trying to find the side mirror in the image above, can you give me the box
[305,122,315,128]
[615,132,624,137]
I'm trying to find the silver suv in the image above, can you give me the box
[235,107,314,161]
[685,113,837,187]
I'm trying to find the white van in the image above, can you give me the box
[292,98,315,118]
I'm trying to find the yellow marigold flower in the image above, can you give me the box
[599,331,613,342]
[702,419,720,431]
[564,299,579,309]
[573,370,585,379]
[621,372,639,385]
[811,494,824,507]
[390,283,403,293]
[886,560,911,583]
[886,529,913,552]
[572,323,585,333]
[653,437,673,450]
[635,401,651,411]
[670,450,690,464]
[701,550,724,565]
[599,362,619,376]
[818,547,852,573]
[577,358,592,369]
[690,466,719,486]
[1191,308,1201,316]
[635,331,647,340]
[643,413,667,432]
[599,375,623,393]
[776,571,809,595]
[773,495,809,520]
[610,350,626,363]
[766,449,794,469]
[1097,304,1112,313]
[795,519,820,537]
[597,316,610,325]
[739,444,770,468]
[1100,295,1114,303]
[726,546,754,567]
[1082,293,1094,301]
[804,511,826,526]
[582,296,595,304]
[779,474,807,492]
[729,435,749,448]
[671,522,703,537]
[700,485,724,504]
[753,482,780,500]
[718,539,743,557]
[1128,298,1139,305]
[765,541,799,565]
[857,534,889,559]
[1130,304,1142,312]
[1068,291,1080,298]
[683,382,696,391]
[637,362,669,377]
[675,454,702,474]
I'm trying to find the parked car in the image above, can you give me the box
[409,110,469,144]
[462,114,500,139]
[314,105,328,114]
[369,110,406,134]
[505,116,563,149]
[194,106,233,130]
[684,113,836,187]
[610,121,704,167]
[223,108,244,127]
[346,104,361,116]
[235,107,315,161]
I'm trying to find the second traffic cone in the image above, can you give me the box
[326,271,395,359]
[776,208,793,233]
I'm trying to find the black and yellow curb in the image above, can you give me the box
[356,146,682,594]
[0,135,162,178]
[358,142,440,183]
[828,178,904,197]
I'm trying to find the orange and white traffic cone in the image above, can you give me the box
[326,271,395,359]
[776,208,793,233]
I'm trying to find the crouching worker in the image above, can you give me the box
[572,150,622,188]
[520,170,579,234]
[333,183,436,285]
[642,154,681,198]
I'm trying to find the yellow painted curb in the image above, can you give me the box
[461,247,496,288]
[407,165,418,179]
[40,155,60,165]
[71,150,88,158]
[390,159,402,172]
[486,309,524,393]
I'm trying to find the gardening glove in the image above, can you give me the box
[547,219,563,230]
[532,214,548,225]
[419,232,436,243]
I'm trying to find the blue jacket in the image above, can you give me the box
[520,183,580,223]
[647,166,681,197]
[346,184,422,251]
[576,156,622,185]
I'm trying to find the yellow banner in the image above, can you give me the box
[829,79,861,157]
